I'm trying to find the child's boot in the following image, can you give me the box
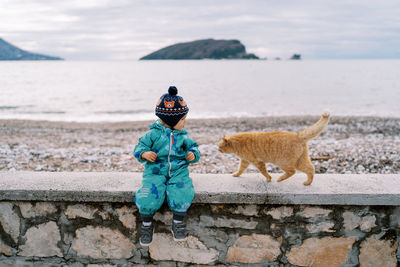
[139,214,154,246]
[171,221,187,241]
[171,212,187,241]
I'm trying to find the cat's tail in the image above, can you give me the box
[298,111,330,141]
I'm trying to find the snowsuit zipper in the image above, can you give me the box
[168,132,173,177]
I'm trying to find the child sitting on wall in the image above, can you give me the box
[133,86,200,246]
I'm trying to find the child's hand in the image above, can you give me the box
[142,151,157,162]
[187,152,195,162]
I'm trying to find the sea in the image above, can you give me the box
[0,60,399,122]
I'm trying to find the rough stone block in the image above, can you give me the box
[306,222,335,233]
[286,237,356,267]
[232,205,259,216]
[18,221,62,257]
[19,202,57,218]
[359,215,376,232]
[266,206,293,220]
[0,202,20,243]
[71,226,135,259]
[359,236,398,267]
[343,211,376,232]
[210,204,228,213]
[65,204,98,219]
[343,211,361,231]
[200,215,215,227]
[116,205,136,229]
[299,206,332,218]
[149,233,218,264]
[0,238,12,256]
[226,234,282,263]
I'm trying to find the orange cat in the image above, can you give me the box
[218,112,330,185]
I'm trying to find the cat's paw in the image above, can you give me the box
[303,181,312,186]
[232,172,241,177]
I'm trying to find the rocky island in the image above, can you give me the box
[290,54,301,60]
[140,39,259,60]
[0,37,63,60]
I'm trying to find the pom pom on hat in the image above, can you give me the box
[168,86,178,96]
[155,86,189,128]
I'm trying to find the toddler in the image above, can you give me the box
[133,86,200,246]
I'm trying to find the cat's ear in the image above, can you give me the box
[222,135,229,142]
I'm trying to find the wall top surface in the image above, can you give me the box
[0,172,399,205]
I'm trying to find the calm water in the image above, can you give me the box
[0,60,399,122]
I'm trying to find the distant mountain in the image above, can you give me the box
[140,39,259,60]
[290,54,301,60]
[0,38,63,60]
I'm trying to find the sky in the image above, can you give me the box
[0,0,399,60]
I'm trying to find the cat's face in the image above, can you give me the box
[218,135,233,153]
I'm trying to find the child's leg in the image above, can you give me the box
[166,168,194,241]
[135,172,167,246]
[135,172,167,215]
[141,213,154,226]
[165,168,194,214]
[173,211,186,224]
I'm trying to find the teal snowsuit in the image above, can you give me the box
[133,121,200,215]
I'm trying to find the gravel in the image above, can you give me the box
[1,116,399,175]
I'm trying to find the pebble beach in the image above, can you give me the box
[1,116,399,176]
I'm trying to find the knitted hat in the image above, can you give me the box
[155,86,189,128]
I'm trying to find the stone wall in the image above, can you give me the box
[1,201,399,266]
[1,172,400,266]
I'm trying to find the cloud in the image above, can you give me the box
[0,0,399,60]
